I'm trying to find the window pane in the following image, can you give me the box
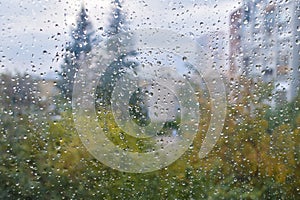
[0,0,299,199]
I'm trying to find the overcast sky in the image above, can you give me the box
[0,0,241,77]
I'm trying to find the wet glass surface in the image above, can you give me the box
[0,0,299,199]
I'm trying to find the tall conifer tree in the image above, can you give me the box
[58,6,94,100]
[97,0,137,106]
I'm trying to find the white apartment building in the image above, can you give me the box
[229,0,300,106]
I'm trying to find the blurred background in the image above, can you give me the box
[0,0,299,199]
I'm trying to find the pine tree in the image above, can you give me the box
[96,0,137,106]
[58,5,94,100]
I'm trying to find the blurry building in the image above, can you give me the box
[229,0,300,106]
[37,73,60,120]
[229,8,243,80]
[197,31,228,75]
[37,79,59,102]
